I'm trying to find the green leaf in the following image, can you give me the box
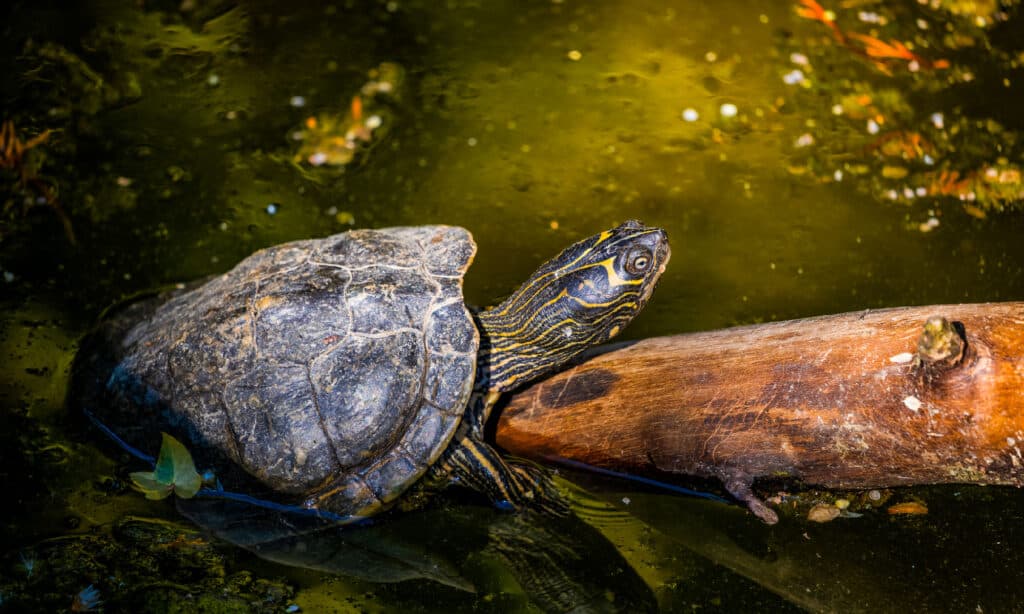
[130,433,203,500]
[129,471,174,500]
[159,433,202,499]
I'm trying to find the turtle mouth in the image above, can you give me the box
[640,229,670,304]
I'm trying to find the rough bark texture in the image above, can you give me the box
[495,302,1024,523]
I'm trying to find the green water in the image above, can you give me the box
[2,0,1023,611]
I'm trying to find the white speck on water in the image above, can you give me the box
[890,352,914,364]
[289,96,306,108]
[218,221,228,231]
[1008,437,1017,447]
[705,51,718,62]
[720,103,738,118]
[903,187,916,199]
[290,130,305,141]
[923,154,935,165]
[467,137,478,146]
[681,108,699,122]
[885,189,899,200]
[795,133,815,147]
[908,60,920,72]
[915,186,927,197]
[3,271,14,283]
[919,217,940,232]
[563,327,573,338]
[783,69,805,85]
[790,52,809,65]
[266,203,279,215]
[917,18,929,29]
[867,119,880,134]
[365,115,383,130]
[903,396,922,412]
[308,152,328,166]
[833,169,844,181]
[931,113,944,129]
[831,104,844,116]
[622,496,631,505]
[206,73,220,87]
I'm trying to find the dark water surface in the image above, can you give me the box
[2,0,1023,611]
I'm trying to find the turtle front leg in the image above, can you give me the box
[432,433,569,517]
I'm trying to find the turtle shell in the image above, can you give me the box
[91,226,479,517]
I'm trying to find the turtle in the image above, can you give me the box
[73,220,670,521]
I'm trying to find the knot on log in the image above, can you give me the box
[915,316,966,372]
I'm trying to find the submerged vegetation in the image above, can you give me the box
[782,0,1024,216]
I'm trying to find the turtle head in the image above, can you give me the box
[477,220,670,392]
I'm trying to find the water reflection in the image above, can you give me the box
[179,495,657,613]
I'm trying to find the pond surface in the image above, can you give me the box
[2,0,1023,611]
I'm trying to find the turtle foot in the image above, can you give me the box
[442,435,569,517]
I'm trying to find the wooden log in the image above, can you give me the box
[495,302,1024,523]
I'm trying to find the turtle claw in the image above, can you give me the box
[724,474,779,525]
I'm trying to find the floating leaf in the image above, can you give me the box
[129,433,202,500]
[882,165,909,179]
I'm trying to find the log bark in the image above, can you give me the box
[495,302,1024,523]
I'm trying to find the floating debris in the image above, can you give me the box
[918,217,940,233]
[783,69,806,85]
[720,103,738,118]
[681,108,699,122]
[888,501,929,515]
[567,49,582,61]
[294,62,403,168]
[807,503,841,523]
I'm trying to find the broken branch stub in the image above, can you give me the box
[915,315,966,372]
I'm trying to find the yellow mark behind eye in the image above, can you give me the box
[598,257,643,287]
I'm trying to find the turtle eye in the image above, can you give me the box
[624,247,653,276]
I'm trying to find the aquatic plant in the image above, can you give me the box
[70,584,102,612]
[18,551,35,578]
[0,119,75,243]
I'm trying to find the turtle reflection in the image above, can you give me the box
[177,493,657,613]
